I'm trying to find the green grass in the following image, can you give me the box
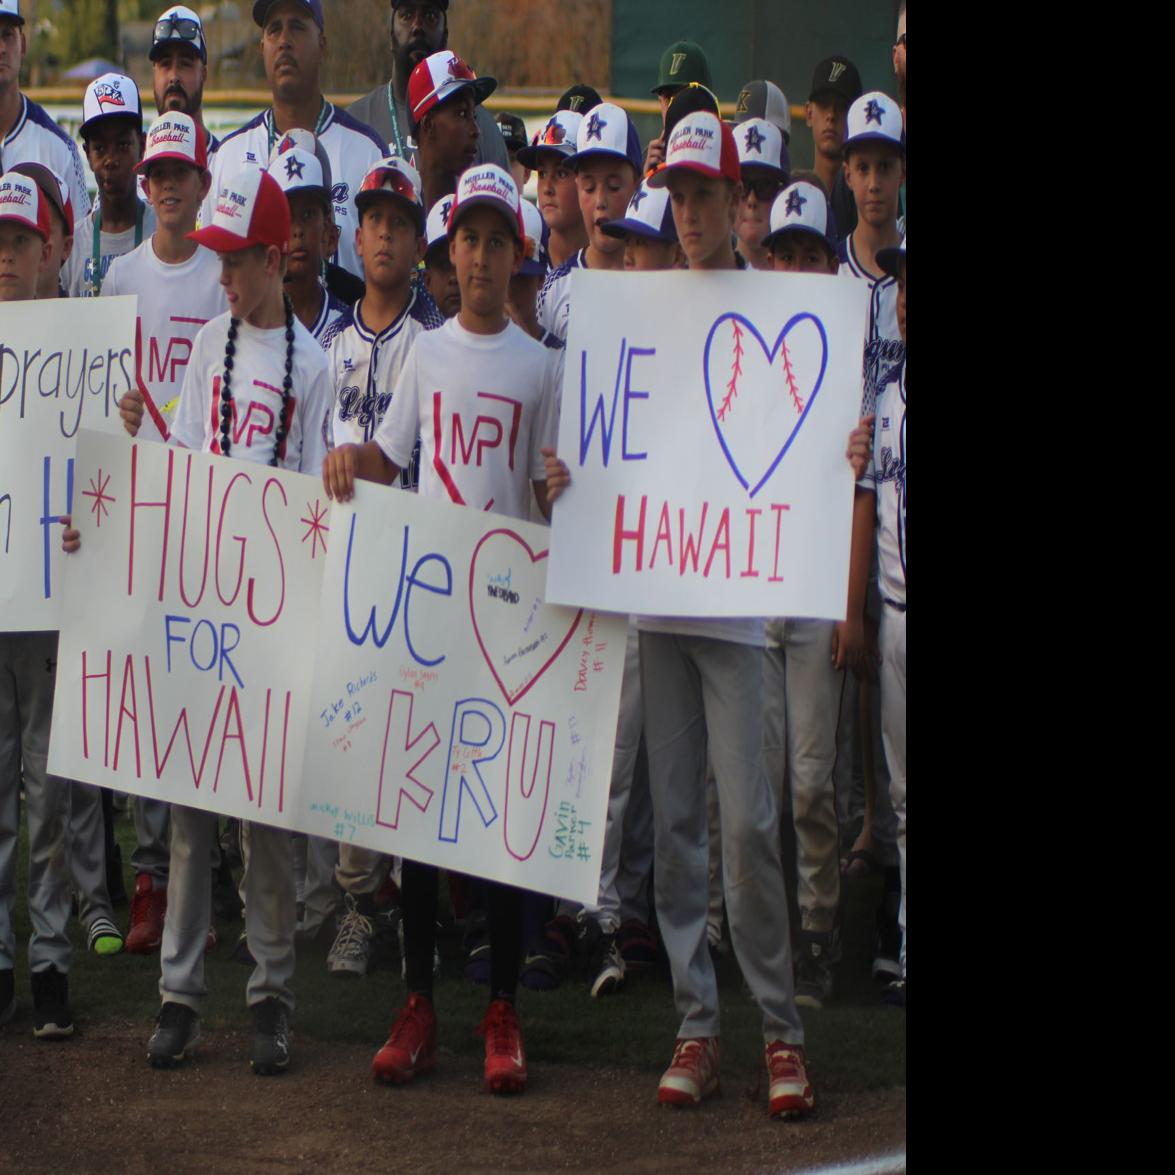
[8,802,905,1090]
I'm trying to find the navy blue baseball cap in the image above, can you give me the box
[601,181,677,242]
[253,0,324,30]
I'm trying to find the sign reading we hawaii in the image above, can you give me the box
[546,270,870,619]
[0,297,137,631]
[47,433,627,903]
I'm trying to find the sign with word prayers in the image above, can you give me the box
[0,296,138,631]
[301,481,627,905]
[48,430,328,831]
[545,270,870,619]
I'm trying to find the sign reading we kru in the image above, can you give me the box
[0,297,138,631]
[545,270,871,620]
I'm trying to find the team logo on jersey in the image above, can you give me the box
[337,384,391,439]
[864,99,885,125]
[736,88,751,114]
[828,62,847,84]
[629,187,648,212]
[331,182,349,205]
[785,188,807,216]
[343,358,353,372]
[669,52,688,76]
[881,417,890,429]
[743,125,765,154]
[246,151,258,163]
[94,81,126,109]
[585,111,607,141]
[284,154,306,181]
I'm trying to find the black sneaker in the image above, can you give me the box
[881,977,906,1008]
[250,998,290,1075]
[31,967,74,1040]
[794,931,837,1009]
[581,922,625,998]
[872,874,902,983]
[148,1001,201,1068]
[1,968,14,1026]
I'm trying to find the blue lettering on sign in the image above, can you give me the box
[40,455,74,600]
[438,698,505,843]
[578,339,654,467]
[164,614,244,686]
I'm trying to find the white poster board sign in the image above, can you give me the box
[545,270,869,620]
[0,296,138,630]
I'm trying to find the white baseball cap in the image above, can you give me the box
[0,172,50,240]
[601,181,677,242]
[81,73,143,136]
[734,80,791,142]
[424,193,456,256]
[446,163,524,242]
[876,234,906,280]
[0,0,23,24]
[355,154,424,231]
[136,111,208,174]
[762,180,837,253]
[519,197,549,276]
[735,118,790,180]
[516,110,584,170]
[844,91,905,156]
[268,145,331,203]
[150,5,207,63]
[574,103,643,173]
[648,110,740,188]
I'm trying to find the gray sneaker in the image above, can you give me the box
[581,922,625,998]
[250,998,290,1075]
[327,894,374,978]
[148,1001,200,1068]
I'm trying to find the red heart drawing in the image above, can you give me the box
[468,528,582,707]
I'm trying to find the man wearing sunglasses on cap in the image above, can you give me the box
[150,5,219,153]
[348,1,508,171]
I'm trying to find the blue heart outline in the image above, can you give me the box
[703,311,829,498]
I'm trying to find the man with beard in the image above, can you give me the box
[348,1,508,170]
[150,5,219,152]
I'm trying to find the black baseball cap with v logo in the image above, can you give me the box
[808,55,863,105]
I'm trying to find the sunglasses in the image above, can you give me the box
[360,167,419,204]
[154,16,202,44]
[743,175,786,202]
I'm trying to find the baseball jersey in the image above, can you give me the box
[374,316,560,523]
[859,357,906,608]
[838,235,905,417]
[61,201,158,298]
[535,248,586,344]
[101,237,227,443]
[305,281,352,346]
[0,94,92,221]
[171,311,332,475]
[202,104,385,280]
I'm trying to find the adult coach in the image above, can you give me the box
[0,0,90,219]
[348,1,508,170]
[203,0,385,279]
[150,5,219,152]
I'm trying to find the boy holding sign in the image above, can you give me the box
[544,113,816,1119]
[321,163,560,1096]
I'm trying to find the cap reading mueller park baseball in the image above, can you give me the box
[188,168,291,254]
[736,117,790,181]
[518,198,549,277]
[6,161,72,236]
[761,181,837,254]
[355,155,425,232]
[516,110,583,170]
[135,111,209,175]
[150,5,207,63]
[735,80,791,143]
[446,163,524,242]
[876,234,906,281]
[652,40,713,95]
[425,193,455,257]
[81,73,144,137]
[0,0,24,25]
[808,55,863,105]
[844,91,905,156]
[647,111,739,188]
[408,50,496,129]
[574,103,642,173]
[252,0,323,30]
[0,172,51,241]
[601,181,677,243]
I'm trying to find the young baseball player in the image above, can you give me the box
[62,73,156,299]
[65,167,333,1072]
[517,110,585,269]
[0,170,76,1039]
[535,103,641,345]
[847,235,905,1008]
[422,193,460,318]
[600,179,683,272]
[321,163,560,1095]
[544,112,817,1119]
[734,117,789,271]
[805,55,863,241]
[7,161,72,298]
[495,111,530,193]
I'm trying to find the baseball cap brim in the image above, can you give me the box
[135,150,206,175]
[185,225,265,252]
[600,216,675,243]
[844,131,906,158]
[417,76,497,125]
[516,141,574,169]
[762,222,836,255]
[647,159,727,188]
[355,187,424,232]
[448,196,522,242]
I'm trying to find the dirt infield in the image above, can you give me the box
[3,1016,904,1174]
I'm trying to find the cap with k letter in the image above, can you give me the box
[735,80,791,142]
[446,163,524,242]
[188,168,291,254]
[0,172,51,240]
[844,91,905,156]
[647,111,739,188]
[135,111,209,174]
[762,181,837,253]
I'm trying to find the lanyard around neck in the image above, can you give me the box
[385,83,408,159]
[91,201,145,297]
[267,98,330,157]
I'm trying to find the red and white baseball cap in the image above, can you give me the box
[844,91,905,157]
[762,181,837,254]
[356,155,424,232]
[6,161,72,236]
[516,110,583,169]
[187,168,291,254]
[81,72,144,136]
[648,110,740,188]
[0,172,51,241]
[446,163,524,242]
[735,117,790,180]
[135,111,208,175]
[408,50,496,129]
